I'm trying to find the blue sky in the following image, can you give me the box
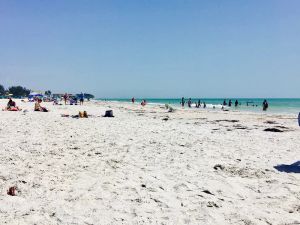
[0,0,299,98]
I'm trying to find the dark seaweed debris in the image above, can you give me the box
[264,128,283,132]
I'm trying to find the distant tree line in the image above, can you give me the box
[75,93,95,100]
[0,84,95,99]
[0,84,31,97]
[84,93,94,99]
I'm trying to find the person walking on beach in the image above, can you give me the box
[197,99,201,108]
[131,97,135,104]
[79,92,84,105]
[181,97,185,107]
[63,93,68,105]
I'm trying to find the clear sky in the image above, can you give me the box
[0,0,299,98]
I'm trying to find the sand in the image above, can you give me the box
[0,99,299,225]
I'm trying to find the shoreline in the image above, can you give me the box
[95,99,300,117]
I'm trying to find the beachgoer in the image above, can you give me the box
[263,99,269,111]
[203,102,206,108]
[83,111,88,118]
[223,99,227,106]
[34,99,48,112]
[4,98,20,111]
[7,98,16,108]
[235,100,239,107]
[78,111,88,118]
[63,93,68,105]
[141,99,146,106]
[228,100,232,107]
[79,92,84,105]
[188,98,192,108]
[181,97,185,107]
[197,99,201,108]
[132,97,135,104]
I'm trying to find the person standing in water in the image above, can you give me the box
[197,99,201,108]
[235,100,239,107]
[131,97,135,103]
[228,100,232,107]
[188,98,192,108]
[263,99,269,111]
[223,99,227,106]
[181,97,185,107]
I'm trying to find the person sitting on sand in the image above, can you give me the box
[34,99,48,112]
[7,98,16,108]
[4,98,21,111]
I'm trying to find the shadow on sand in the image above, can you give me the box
[274,161,300,173]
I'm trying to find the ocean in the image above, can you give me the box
[96,98,300,114]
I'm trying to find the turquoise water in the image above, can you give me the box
[96,98,300,114]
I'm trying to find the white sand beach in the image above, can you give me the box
[0,99,299,225]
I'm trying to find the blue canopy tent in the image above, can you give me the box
[28,92,43,99]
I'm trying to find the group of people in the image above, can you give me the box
[2,98,49,112]
[180,98,270,111]
[181,97,207,109]
[63,93,84,106]
[222,99,239,107]
[131,97,147,106]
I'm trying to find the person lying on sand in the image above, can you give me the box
[34,99,49,112]
[3,98,21,111]
[61,111,89,118]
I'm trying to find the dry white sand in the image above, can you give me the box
[0,99,299,225]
